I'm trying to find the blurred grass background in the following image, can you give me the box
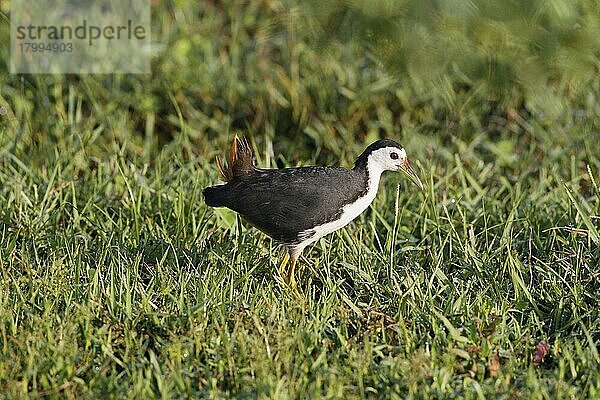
[0,0,599,398]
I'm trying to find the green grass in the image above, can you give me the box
[1,0,599,398]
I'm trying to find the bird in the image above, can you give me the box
[203,136,423,287]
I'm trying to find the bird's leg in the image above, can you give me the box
[288,257,298,289]
[278,252,290,277]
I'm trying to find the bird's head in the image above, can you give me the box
[354,139,424,189]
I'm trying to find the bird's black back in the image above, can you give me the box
[204,166,369,244]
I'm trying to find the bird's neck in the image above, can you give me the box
[354,160,384,195]
[366,164,384,194]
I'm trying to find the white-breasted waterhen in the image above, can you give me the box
[203,136,423,287]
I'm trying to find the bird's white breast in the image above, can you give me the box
[296,164,383,251]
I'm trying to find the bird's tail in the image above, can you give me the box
[216,135,255,182]
[203,185,226,207]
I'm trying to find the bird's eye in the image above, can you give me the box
[390,152,398,160]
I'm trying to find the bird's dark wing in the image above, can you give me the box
[216,167,368,243]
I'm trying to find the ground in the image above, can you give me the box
[0,1,599,398]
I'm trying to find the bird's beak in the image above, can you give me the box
[400,158,424,190]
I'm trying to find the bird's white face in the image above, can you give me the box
[368,146,424,189]
[368,146,407,172]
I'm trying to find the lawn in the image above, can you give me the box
[0,0,599,398]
